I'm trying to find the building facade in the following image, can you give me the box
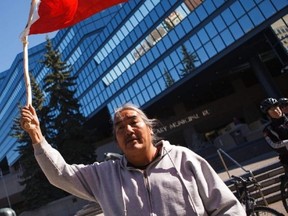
[1,0,288,210]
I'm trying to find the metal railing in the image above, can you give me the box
[217,148,268,206]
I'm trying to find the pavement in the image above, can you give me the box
[217,151,287,214]
[270,201,287,215]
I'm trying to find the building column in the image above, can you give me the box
[249,54,281,98]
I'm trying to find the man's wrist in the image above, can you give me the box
[29,128,43,144]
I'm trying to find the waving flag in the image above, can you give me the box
[21,0,127,129]
[22,0,127,36]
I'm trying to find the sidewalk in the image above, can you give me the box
[270,201,286,215]
[217,152,286,214]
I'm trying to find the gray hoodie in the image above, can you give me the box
[34,139,245,215]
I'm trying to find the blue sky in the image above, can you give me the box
[0,1,56,72]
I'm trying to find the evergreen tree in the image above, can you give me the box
[180,45,198,77]
[11,74,66,211]
[163,68,175,88]
[42,38,96,164]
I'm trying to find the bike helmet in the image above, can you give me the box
[278,97,288,107]
[259,98,279,113]
[0,208,16,216]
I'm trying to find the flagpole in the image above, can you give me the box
[21,0,38,129]
[22,36,34,130]
[22,36,32,106]
[22,0,35,107]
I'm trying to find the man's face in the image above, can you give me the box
[267,106,283,119]
[114,109,153,155]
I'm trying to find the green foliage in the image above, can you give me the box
[12,38,96,212]
[163,68,175,88]
[41,38,96,164]
[11,74,66,211]
[180,45,198,77]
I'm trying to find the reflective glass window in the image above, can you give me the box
[213,16,226,32]
[137,93,145,104]
[205,22,218,39]
[170,50,181,65]
[241,0,255,11]
[145,14,154,27]
[222,8,235,26]
[220,29,234,46]
[138,78,145,91]
[164,55,173,70]
[176,25,186,38]
[188,12,201,28]
[152,80,162,94]
[204,41,217,57]
[169,29,180,41]
[196,47,209,63]
[170,67,181,81]
[230,2,245,19]
[248,7,265,26]
[202,0,216,14]
[149,69,157,83]
[198,29,209,44]
[271,15,288,52]
[147,86,155,98]
[259,1,276,18]
[181,18,193,34]
[158,77,166,92]
[190,35,201,50]
[213,0,225,7]
[211,35,225,52]
[271,0,288,10]
[238,15,254,33]
[195,4,208,21]
[163,35,173,49]
[180,2,192,17]
[230,22,244,39]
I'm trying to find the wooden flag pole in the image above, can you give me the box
[22,36,34,129]
[22,0,36,107]
[22,36,32,106]
[21,0,37,129]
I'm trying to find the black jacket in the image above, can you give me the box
[263,115,288,164]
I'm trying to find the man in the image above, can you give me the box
[260,97,288,174]
[279,97,288,115]
[21,104,245,215]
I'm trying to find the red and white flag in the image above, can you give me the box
[21,0,127,112]
[22,0,127,36]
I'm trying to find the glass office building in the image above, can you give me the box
[0,0,288,170]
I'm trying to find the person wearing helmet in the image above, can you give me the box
[0,208,16,216]
[279,97,288,115]
[260,97,288,174]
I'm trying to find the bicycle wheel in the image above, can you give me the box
[280,177,288,212]
[247,206,284,216]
